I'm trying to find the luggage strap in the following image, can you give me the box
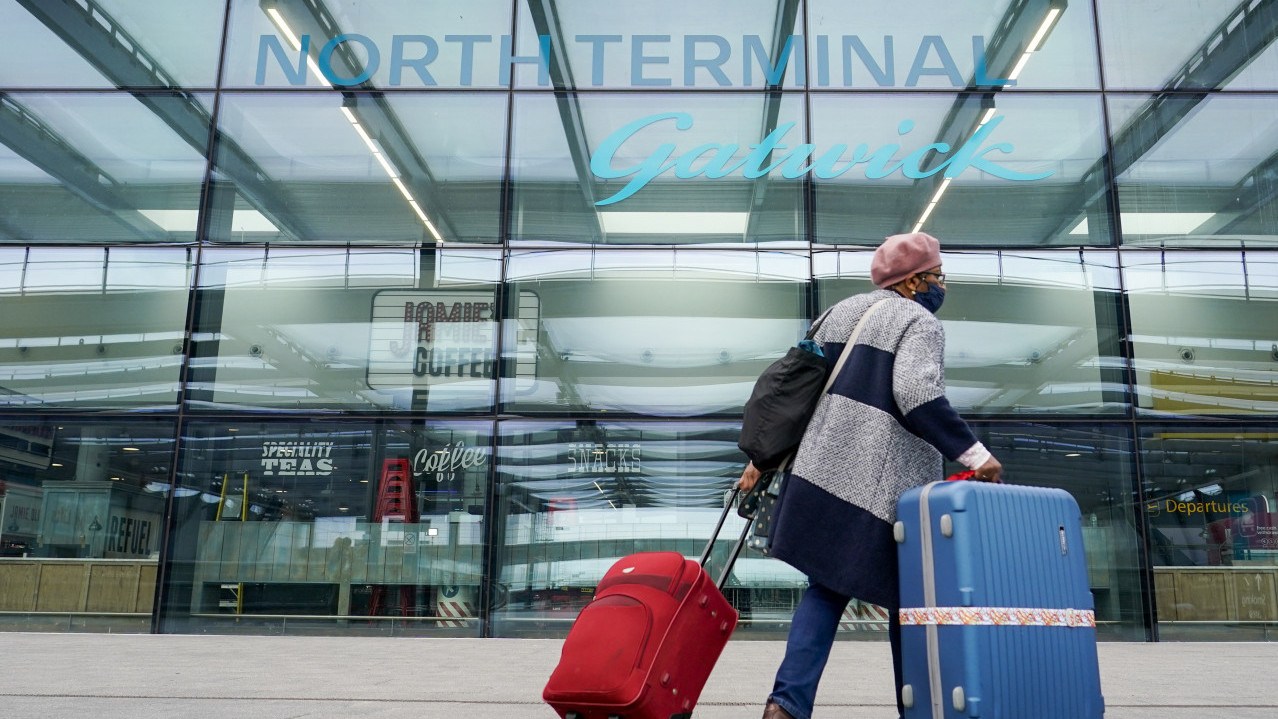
[900,607,1096,627]
[699,488,753,591]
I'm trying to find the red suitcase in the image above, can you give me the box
[543,491,750,719]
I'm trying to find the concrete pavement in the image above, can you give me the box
[0,633,1274,718]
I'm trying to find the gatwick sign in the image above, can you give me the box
[257,32,1051,205]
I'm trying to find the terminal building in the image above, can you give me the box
[0,0,1275,641]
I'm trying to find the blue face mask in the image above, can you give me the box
[914,282,945,313]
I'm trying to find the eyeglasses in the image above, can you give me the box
[918,271,946,284]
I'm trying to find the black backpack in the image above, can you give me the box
[738,299,889,470]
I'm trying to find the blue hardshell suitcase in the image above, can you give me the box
[895,481,1104,719]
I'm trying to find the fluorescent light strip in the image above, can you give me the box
[372,151,399,178]
[979,107,997,126]
[266,9,302,51]
[1008,8,1061,81]
[1026,9,1061,53]
[911,178,953,232]
[265,7,444,242]
[392,177,414,201]
[599,212,749,234]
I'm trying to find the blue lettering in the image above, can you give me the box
[744,34,803,86]
[390,35,438,86]
[812,144,872,179]
[501,34,551,86]
[319,33,379,86]
[444,35,492,86]
[972,36,1013,86]
[591,113,690,205]
[816,35,831,86]
[684,35,731,86]
[844,36,894,87]
[943,116,1053,180]
[631,35,672,87]
[906,36,962,87]
[256,34,309,86]
[590,113,1051,203]
[576,35,622,86]
[742,124,798,178]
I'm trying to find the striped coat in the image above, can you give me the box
[769,288,983,609]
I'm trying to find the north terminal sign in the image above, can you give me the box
[257,31,1051,205]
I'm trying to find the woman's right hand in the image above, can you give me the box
[737,462,762,493]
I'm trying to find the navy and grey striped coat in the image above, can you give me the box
[769,288,983,610]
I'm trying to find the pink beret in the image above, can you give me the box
[870,232,942,288]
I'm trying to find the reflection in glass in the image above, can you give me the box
[207,93,506,245]
[491,420,804,637]
[1140,428,1278,640]
[188,247,501,413]
[816,250,1127,414]
[807,0,1100,90]
[1126,250,1278,415]
[811,94,1112,246]
[0,0,225,88]
[161,420,490,635]
[958,422,1144,638]
[501,250,809,415]
[1108,95,1278,247]
[0,93,211,244]
[1098,0,1278,91]
[0,247,191,410]
[222,0,513,89]
[509,93,806,246]
[513,0,806,90]
[0,417,174,633]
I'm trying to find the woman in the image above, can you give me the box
[739,232,1003,719]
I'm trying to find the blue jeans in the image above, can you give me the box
[769,582,904,719]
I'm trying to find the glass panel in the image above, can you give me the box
[491,420,804,638]
[0,93,211,244]
[0,247,190,410]
[958,422,1144,639]
[0,417,175,633]
[811,93,1112,246]
[815,249,1128,415]
[159,419,491,636]
[808,0,1100,90]
[1098,0,1278,91]
[501,249,809,416]
[189,247,501,413]
[1108,94,1278,248]
[206,92,506,245]
[223,0,513,89]
[1125,250,1278,416]
[0,0,224,88]
[509,92,806,246]
[513,0,806,90]
[1140,427,1278,640]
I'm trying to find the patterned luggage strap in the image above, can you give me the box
[899,606,1096,628]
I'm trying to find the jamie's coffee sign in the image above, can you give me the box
[367,290,500,390]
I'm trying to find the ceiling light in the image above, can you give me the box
[139,209,279,234]
[267,6,445,241]
[1065,453,1081,457]
[1070,213,1214,236]
[599,212,749,234]
[1007,7,1062,82]
[122,447,139,452]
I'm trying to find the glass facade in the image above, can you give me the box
[1,0,1276,641]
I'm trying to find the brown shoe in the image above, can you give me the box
[761,699,796,719]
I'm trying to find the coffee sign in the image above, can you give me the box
[367,290,499,390]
